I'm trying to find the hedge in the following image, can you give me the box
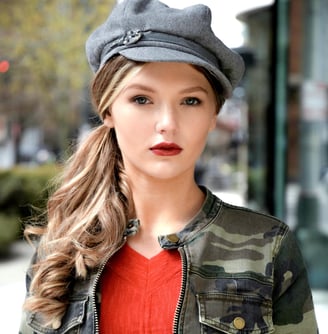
[0,164,60,252]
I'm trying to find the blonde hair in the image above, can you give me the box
[23,56,143,326]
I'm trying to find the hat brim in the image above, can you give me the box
[102,46,233,98]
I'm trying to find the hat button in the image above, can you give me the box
[233,317,246,330]
[123,30,142,45]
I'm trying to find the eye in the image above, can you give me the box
[133,96,150,105]
[183,97,201,106]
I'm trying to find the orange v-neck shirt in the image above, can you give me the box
[100,244,182,333]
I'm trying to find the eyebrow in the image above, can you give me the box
[122,84,155,93]
[123,84,210,95]
[179,86,210,95]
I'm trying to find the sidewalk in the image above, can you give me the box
[0,240,33,333]
[0,239,327,333]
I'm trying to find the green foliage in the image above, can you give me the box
[0,0,115,152]
[0,213,22,253]
[0,0,116,247]
[0,164,60,249]
[248,167,266,209]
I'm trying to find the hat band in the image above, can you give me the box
[100,30,220,69]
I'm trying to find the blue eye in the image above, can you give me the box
[184,97,201,105]
[133,96,149,104]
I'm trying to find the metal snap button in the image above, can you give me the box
[233,317,246,330]
[167,234,179,243]
[51,319,61,329]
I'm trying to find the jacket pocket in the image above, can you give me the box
[26,296,88,334]
[196,292,274,334]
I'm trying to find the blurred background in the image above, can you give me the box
[1,0,327,332]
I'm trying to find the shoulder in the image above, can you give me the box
[208,191,289,241]
[198,190,293,262]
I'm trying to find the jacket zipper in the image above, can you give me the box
[172,247,188,334]
[91,238,127,334]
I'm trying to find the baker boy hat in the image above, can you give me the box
[86,0,245,98]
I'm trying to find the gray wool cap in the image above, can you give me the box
[86,0,245,98]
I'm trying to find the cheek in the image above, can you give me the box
[114,116,151,150]
[187,123,212,149]
[192,114,217,136]
[118,118,150,138]
[196,119,217,149]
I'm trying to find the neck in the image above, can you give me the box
[129,176,204,233]
[126,175,205,258]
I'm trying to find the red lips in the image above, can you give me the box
[150,142,182,156]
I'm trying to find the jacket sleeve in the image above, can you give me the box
[272,228,319,333]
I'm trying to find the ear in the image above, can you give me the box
[103,112,114,128]
[208,114,217,132]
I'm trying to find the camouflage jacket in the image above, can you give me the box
[20,188,318,334]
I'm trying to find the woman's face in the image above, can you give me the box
[104,62,217,182]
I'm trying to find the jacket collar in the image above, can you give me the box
[156,187,222,249]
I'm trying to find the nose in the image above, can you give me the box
[155,105,178,134]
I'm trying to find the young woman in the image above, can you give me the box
[20,0,318,333]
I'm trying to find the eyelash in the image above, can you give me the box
[183,97,201,106]
[131,96,202,106]
[132,96,150,104]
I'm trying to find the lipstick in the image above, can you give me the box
[150,142,182,156]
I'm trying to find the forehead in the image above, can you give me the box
[125,62,213,87]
